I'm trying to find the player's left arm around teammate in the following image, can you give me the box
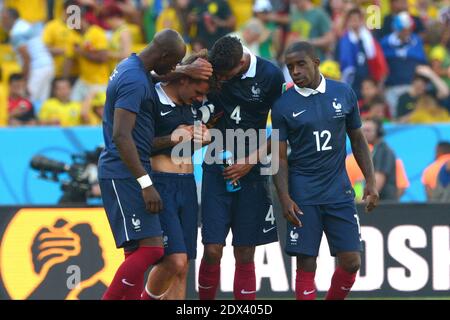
[273,141,303,227]
[347,128,379,213]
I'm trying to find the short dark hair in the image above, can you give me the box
[362,77,377,86]
[346,7,363,20]
[9,73,24,83]
[5,8,20,20]
[368,96,386,107]
[285,41,318,59]
[437,141,450,154]
[209,36,243,74]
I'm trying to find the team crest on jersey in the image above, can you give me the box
[332,98,345,118]
[251,83,261,100]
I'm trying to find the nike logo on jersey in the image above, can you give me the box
[293,110,306,117]
[122,279,135,287]
[263,227,276,233]
[303,289,315,295]
[241,289,256,295]
[161,110,173,116]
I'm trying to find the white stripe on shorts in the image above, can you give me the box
[111,179,130,242]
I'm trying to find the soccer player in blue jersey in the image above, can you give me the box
[198,36,285,300]
[271,41,379,300]
[98,29,212,300]
[140,52,213,300]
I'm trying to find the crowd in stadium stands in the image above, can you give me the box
[0,0,449,201]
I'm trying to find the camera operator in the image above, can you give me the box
[30,147,103,204]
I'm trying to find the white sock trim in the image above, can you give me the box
[145,285,165,300]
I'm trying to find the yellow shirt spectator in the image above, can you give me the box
[42,19,81,77]
[69,26,110,85]
[156,7,183,34]
[0,84,7,126]
[39,98,82,126]
[228,0,253,30]
[5,0,47,24]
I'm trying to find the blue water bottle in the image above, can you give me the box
[220,150,242,192]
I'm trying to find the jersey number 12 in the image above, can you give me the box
[313,130,332,152]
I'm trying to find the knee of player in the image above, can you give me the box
[166,255,188,274]
[203,245,223,264]
[340,256,361,274]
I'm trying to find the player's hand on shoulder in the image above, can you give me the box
[363,183,379,213]
[142,186,163,214]
[279,195,303,227]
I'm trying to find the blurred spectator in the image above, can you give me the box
[190,0,236,49]
[362,118,398,201]
[359,78,391,118]
[362,96,391,122]
[67,10,109,102]
[156,0,193,40]
[396,65,450,120]
[42,0,82,79]
[346,150,410,201]
[39,78,82,126]
[102,4,133,69]
[81,90,106,126]
[338,7,388,98]
[328,0,355,38]
[404,95,450,124]
[426,22,450,89]
[422,141,450,200]
[430,159,450,202]
[190,37,207,54]
[410,0,439,26]
[380,11,427,117]
[228,0,254,30]
[318,59,341,80]
[376,0,425,39]
[229,18,270,57]
[287,0,334,59]
[1,8,54,107]
[253,0,281,61]
[7,73,37,126]
[4,0,48,28]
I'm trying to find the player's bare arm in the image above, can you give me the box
[153,58,213,82]
[347,127,379,213]
[273,141,303,227]
[113,108,163,213]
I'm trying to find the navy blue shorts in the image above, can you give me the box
[201,165,278,246]
[152,172,198,260]
[285,200,362,257]
[99,178,163,250]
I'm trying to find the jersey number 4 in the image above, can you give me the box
[230,106,242,124]
[313,130,332,152]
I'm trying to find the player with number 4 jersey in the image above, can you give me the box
[271,41,379,300]
[198,36,285,300]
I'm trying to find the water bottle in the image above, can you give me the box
[220,150,242,192]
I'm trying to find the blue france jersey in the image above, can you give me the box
[205,55,284,163]
[98,53,157,179]
[271,77,362,204]
[152,83,199,157]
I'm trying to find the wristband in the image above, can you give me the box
[137,174,153,189]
